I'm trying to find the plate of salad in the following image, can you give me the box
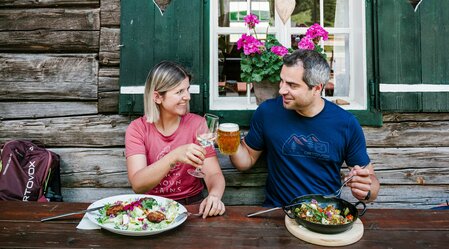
[85,194,187,236]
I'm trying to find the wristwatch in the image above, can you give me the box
[364,190,371,201]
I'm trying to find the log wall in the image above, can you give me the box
[0,0,448,209]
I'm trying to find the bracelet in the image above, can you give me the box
[364,190,371,201]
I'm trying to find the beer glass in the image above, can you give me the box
[217,123,240,155]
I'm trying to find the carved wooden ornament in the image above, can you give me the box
[409,0,423,12]
[276,0,296,24]
[153,0,172,16]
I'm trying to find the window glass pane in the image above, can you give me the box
[219,0,248,28]
[218,34,254,98]
[324,0,349,28]
[326,33,350,97]
[250,0,275,27]
[291,0,320,27]
[292,33,350,97]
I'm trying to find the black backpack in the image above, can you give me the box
[0,140,63,202]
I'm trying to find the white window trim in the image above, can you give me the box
[209,0,367,111]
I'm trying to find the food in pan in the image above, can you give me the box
[294,199,354,225]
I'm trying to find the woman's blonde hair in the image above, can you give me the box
[144,61,192,123]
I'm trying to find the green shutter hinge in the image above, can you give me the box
[127,95,136,117]
[368,79,380,111]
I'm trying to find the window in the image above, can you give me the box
[210,0,368,111]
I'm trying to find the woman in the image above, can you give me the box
[125,61,226,218]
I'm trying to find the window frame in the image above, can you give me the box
[209,0,368,111]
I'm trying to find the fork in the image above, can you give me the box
[174,211,202,222]
[324,165,368,198]
[323,175,356,198]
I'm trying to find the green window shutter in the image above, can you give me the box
[378,0,449,112]
[119,1,205,115]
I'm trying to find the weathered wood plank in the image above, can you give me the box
[0,8,99,31]
[0,115,129,147]
[60,185,449,209]
[0,0,99,8]
[220,147,449,186]
[99,67,119,91]
[369,147,449,185]
[62,188,133,203]
[340,185,449,209]
[383,113,449,122]
[98,91,119,113]
[60,187,262,205]
[99,28,119,66]
[0,54,98,100]
[100,0,120,27]
[50,147,449,208]
[363,121,449,147]
[52,148,128,188]
[0,31,99,52]
[0,102,97,119]
[49,147,449,188]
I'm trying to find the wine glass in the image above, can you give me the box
[187,113,219,178]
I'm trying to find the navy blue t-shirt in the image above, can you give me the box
[245,97,370,207]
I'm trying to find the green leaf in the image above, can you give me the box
[241,63,252,73]
[253,73,263,82]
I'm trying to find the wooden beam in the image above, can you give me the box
[100,0,120,27]
[0,115,129,147]
[98,92,119,113]
[99,67,119,91]
[0,0,99,8]
[0,8,99,31]
[0,31,99,52]
[0,102,97,119]
[99,28,120,66]
[0,54,98,100]
[363,121,449,147]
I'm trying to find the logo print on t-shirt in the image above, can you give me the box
[282,134,330,160]
[156,145,181,171]
[153,145,183,194]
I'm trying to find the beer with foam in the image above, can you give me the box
[217,123,240,155]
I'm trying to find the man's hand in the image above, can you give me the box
[345,165,372,201]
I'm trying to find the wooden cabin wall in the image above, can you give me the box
[0,0,448,209]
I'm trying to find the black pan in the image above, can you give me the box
[283,194,366,234]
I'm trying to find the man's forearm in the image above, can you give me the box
[229,140,259,171]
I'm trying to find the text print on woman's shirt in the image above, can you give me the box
[152,145,183,194]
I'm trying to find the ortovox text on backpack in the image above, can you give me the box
[0,140,63,202]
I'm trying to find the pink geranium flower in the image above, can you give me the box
[298,37,315,50]
[237,34,264,55]
[236,14,291,83]
[270,46,289,57]
[305,23,329,41]
[244,14,260,29]
[297,24,329,59]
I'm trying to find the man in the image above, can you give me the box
[230,49,380,207]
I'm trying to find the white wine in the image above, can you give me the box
[197,132,217,147]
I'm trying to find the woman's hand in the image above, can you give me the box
[345,165,372,201]
[198,194,225,219]
[171,143,206,169]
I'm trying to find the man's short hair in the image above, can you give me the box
[283,49,330,89]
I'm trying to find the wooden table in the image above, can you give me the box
[0,201,448,248]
